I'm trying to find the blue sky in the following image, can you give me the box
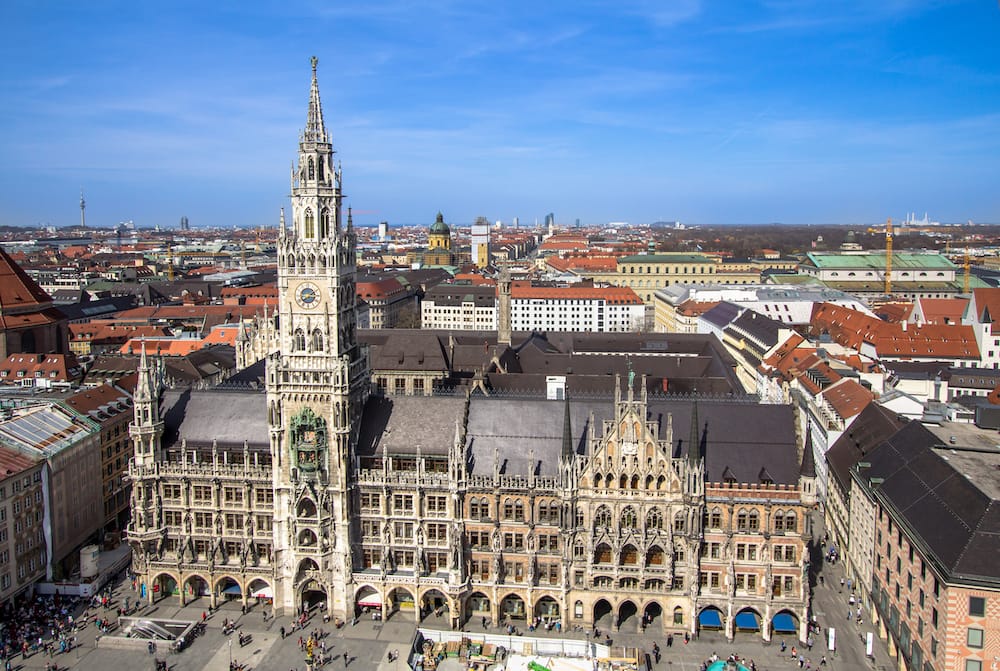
[2,0,999,229]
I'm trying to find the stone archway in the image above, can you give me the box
[465,592,491,627]
[299,579,327,612]
[246,578,273,612]
[593,599,613,630]
[355,585,382,618]
[386,587,416,621]
[642,601,663,631]
[734,607,762,637]
[534,596,560,620]
[499,593,526,622]
[420,589,449,624]
[618,600,639,632]
[215,576,242,604]
[150,572,177,604]
[184,575,209,603]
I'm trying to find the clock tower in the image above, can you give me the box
[267,56,369,618]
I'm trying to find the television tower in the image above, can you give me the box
[80,189,86,228]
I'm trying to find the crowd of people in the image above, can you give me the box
[0,590,85,667]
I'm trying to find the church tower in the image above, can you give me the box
[267,57,369,619]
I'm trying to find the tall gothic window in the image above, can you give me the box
[305,209,315,238]
[308,157,315,180]
[320,208,330,238]
[311,329,324,352]
[620,507,637,529]
[292,329,306,352]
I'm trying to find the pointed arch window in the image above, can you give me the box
[784,512,797,533]
[737,509,749,531]
[594,505,612,531]
[304,209,315,239]
[748,510,760,531]
[320,208,330,238]
[308,157,315,180]
[292,329,306,352]
[317,157,325,182]
[673,512,686,533]
[620,506,637,529]
[311,329,324,352]
[646,508,663,531]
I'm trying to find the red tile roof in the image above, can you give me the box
[811,302,979,360]
[0,353,82,384]
[0,246,53,310]
[821,378,873,421]
[914,297,968,325]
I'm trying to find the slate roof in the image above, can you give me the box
[356,395,467,457]
[160,387,268,449]
[825,403,905,492]
[864,421,1000,583]
[469,396,797,482]
[700,302,742,330]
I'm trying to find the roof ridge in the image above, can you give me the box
[951,499,997,575]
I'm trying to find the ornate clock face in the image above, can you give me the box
[295,282,320,309]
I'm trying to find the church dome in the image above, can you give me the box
[430,212,450,235]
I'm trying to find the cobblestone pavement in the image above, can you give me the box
[17,515,894,671]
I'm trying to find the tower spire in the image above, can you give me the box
[561,394,574,460]
[687,400,701,465]
[304,56,327,143]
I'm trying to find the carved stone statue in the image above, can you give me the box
[526,531,535,552]
[492,529,502,552]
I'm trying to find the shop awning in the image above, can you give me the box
[699,609,722,628]
[735,612,760,631]
[357,598,382,608]
[251,586,273,599]
[772,613,797,633]
[222,584,242,595]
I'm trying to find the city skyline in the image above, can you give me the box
[2,0,999,230]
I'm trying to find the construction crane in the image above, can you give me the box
[884,217,893,296]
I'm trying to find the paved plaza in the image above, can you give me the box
[6,512,895,671]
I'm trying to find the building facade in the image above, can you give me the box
[126,59,814,642]
[0,448,46,605]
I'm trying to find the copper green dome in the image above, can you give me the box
[430,212,450,234]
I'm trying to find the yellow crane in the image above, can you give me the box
[884,217,893,296]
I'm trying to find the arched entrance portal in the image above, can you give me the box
[500,594,526,622]
[355,585,382,619]
[247,579,272,612]
[216,577,241,603]
[151,573,176,604]
[642,602,663,631]
[698,606,724,632]
[386,587,416,621]
[300,579,327,612]
[465,592,491,627]
[534,596,560,621]
[771,610,799,638]
[734,608,762,637]
[421,589,449,624]
[593,599,613,631]
[618,600,639,632]
[184,576,209,603]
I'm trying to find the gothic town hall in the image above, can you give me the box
[127,58,815,643]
